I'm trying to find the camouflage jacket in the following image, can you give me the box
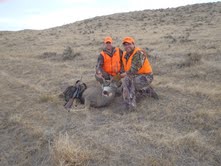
[124,49,148,75]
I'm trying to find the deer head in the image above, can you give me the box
[96,73,118,97]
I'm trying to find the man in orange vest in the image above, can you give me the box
[120,37,158,110]
[95,36,123,85]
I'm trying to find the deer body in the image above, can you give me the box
[63,78,121,110]
[81,86,116,109]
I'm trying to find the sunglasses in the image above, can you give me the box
[123,42,132,46]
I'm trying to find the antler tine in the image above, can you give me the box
[96,71,106,83]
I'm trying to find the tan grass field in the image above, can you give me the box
[0,2,221,166]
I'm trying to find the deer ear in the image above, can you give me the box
[83,83,87,89]
[75,80,81,84]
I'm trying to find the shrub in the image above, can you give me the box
[62,46,81,60]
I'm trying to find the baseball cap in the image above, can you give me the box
[104,36,112,43]
[122,37,135,44]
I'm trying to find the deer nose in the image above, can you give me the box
[102,86,112,97]
[103,90,109,96]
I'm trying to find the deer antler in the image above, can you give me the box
[96,71,106,83]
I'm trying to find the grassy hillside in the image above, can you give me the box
[0,2,221,165]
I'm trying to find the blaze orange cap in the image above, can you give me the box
[104,36,112,43]
[122,37,135,44]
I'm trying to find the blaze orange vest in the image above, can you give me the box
[122,47,152,74]
[100,47,121,76]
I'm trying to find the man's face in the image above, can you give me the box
[105,42,112,50]
[123,42,135,53]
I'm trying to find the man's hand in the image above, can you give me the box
[96,69,103,77]
[120,72,127,78]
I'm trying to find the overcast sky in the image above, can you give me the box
[0,0,218,31]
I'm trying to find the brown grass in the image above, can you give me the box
[39,94,55,103]
[0,2,221,166]
[51,133,92,166]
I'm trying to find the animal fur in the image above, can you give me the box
[81,86,116,109]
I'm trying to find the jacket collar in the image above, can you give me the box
[103,47,116,56]
[124,48,135,60]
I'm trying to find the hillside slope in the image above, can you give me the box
[0,2,221,166]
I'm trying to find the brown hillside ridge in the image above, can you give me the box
[0,2,221,166]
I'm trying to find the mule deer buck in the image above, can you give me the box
[63,75,121,110]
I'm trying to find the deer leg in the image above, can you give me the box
[84,98,90,111]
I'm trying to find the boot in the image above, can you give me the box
[146,86,159,100]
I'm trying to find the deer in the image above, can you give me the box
[63,74,122,111]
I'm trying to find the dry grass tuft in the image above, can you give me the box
[38,93,62,104]
[186,53,202,65]
[41,52,57,58]
[62,46,81,60]
[39,94,55,103]
[8,113,23,123]
[192,109,220,130]
[172,131,220,164]
[178,53,202,68]
[38,46,81,61]
[51,133,92,166]
[7,114,44,139]
[173,131,204,153]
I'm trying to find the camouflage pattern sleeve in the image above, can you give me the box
[96,54,105,73]
[96,54,103,67]
[96,54,109,79]
[127,50,146,74]
[119,48,124,73]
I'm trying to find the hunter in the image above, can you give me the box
[95,36,124,85]
[120,36,159,110]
